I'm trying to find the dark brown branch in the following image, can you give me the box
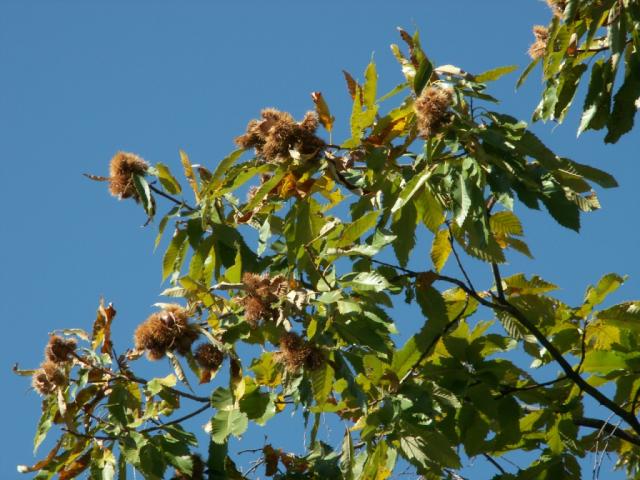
[148,184,196,212]
[140,403,210,434]
[485,196,505,302]
[498,301,640,435]
[575,417,640,447]
[447,225,477,294]
[497,375,568,398]
[483,454,506,475]
[64,403,211,442]
[71,352,210,403]
[491,263,506,302]
[305,246,333,291]
[400,295,470,384]
[368,259,640,436]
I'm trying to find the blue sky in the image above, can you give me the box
[1,1,638,478]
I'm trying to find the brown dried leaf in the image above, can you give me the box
[342,70,358,100]
[82,173,110,182]
[311,91,334,133]
[17,438,63,473]
[58,450,92,480]
[263,445,279,477]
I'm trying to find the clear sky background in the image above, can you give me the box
[1,1,638,478]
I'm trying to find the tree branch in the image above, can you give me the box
[149,184,196,212]
[369,259,640,436]
[399,295,470,384]
[575,417,640,447]
[140,403,210,434]
[71,352,210,403]
[482,454,506,475]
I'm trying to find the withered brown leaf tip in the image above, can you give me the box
[414,85,453,139]
[528,25,549,60]
[235,109,325,163]
[134,305,199,361]
[109,151,149,200]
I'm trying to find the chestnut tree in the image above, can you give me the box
[15,2,640,478]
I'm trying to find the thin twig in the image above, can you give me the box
[447,225,477,294]
[497,375,568,398]
[576,417,640,447]
[400,295,470,384]
[140,403,210,434]
[304,246,333,291]
[483,454,506,475]
[149,184,196,212]
[71,351,209,403]
[366,259,640,436]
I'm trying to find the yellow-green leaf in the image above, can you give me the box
[430,228,451,272]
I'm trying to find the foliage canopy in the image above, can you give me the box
[16,3,640,479]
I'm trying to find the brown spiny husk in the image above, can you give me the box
[32,361,66,395]
[277,332,323,372]
[238,273,289,327]
[546,0,566,17]
[414,85,453,139]
[108,151,149,200]
[528,25,549,60]
[45,335,77,364]
[235,109,325,163]
[171,454,205,480]
[194,343,224,371]
[133,304,198,360]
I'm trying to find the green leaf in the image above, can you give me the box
[363,60,378,109]
[243,170,285,213]
[391,200,417,267]
[504,273,558,295]
[362,442,393,480]
[210,149,244,186]
[155,162,182,195]
[310,362,335,406]
[390,167,431,214]
[340,272,391,292]
[33,396,56,454]
[430,228,451,273]
[490,211,524,236]
[596,301,640,332]
[516,58,540,89]
[154,206,180,251]
[605,48,640,143]
[338,210,381,248]
[139,444,166,480]
[475,64,518,83]
[402,431,460,469]
[546,417,564,455]
[162,229,188,282]
[146,374,177,396]
[582,351,632,375]
[580,273,625,316]
[578,59,614,133]
[210,409,249,444]
[554,63,588,122]
[413,57,433,94]
[541,188,580,232]
[132,174,155,218]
